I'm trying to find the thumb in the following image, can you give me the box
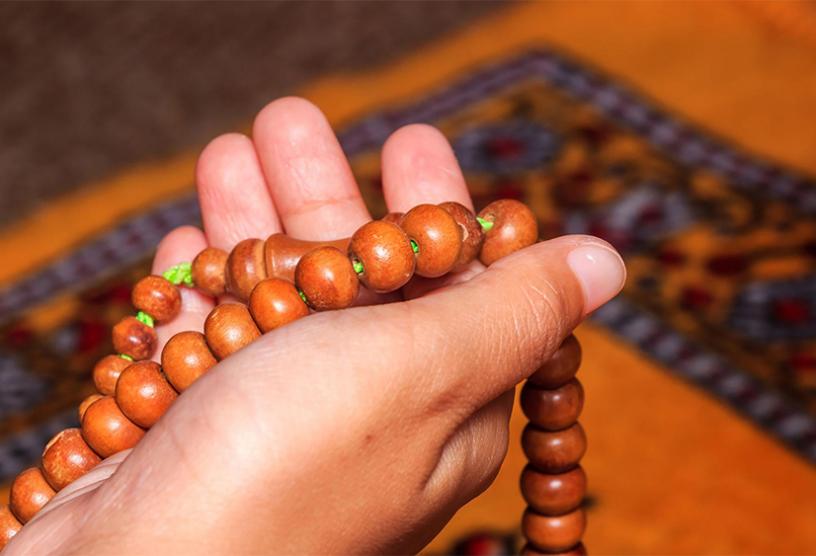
[396,234,625,411]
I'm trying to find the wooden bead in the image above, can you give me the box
[295,246,359,311]
[92,354,131,395]
[438,201,484,269]
[112,316,157,361]
[226,238,267,301]
[249,278,310,333]
[78,394,104,422]
[521,542,586,556]
[41,428,101,491]
[522,423,587,473]
[81,396,145,458]
[204,303,261,359]
[348,220,415,293]
[521,465,586,516]
[521,379,584,431]
[132,275,181,322]
[528,335,582,389]
[192,247,229,297]
[0,506,21,550]
[522,508,586,553]
[161,331,217,391]
[264,234,351,283]
[381,212,404,225]
[478,199,538,266]
[9,468,55,524]
[115,361,178,428]
[400,204,463,277]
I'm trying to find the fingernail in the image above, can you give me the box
[567,244,626,315]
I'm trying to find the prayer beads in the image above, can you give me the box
[519,335,588,553]
[3,198,581,553]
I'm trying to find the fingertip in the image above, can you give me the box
[253,96,325,143]
[252,96,369,239]
[152,226,208,274]
[382,123,472,212]
[196,133,255,186]
[564,238,626,315]
[196,132,281,249]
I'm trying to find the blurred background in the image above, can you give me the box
[2,2,816,554]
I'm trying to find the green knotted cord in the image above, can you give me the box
[162,262,194,287]
[476,216,494,231]
[136,311,155,328]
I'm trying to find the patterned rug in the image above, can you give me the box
[3,48,815,475]
[3,3,816,554]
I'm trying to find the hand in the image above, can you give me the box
[6,98,625,555]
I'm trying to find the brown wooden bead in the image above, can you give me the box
[112,316,157,361]
[92,354,131,395]
[0,506,22,550]
[522,423,587,473]
[9,468,55,524]
[249,278,310,333]
[381,212,404,225]
[204,303,261,359]
[115,361,178,428]
[521,465,586,516]
[192,247,229,297]
[41,428,102,491]
[225,238,267,301]
[78,394,104,422]
[400,204,463,277]
[81,396,145,458]
[295,246,359,311]
[264,234,351,283]
[438,201,484,270]
[348,220,415,293]
[522,508,586,553]
[161,331,217,391]
[528,335,582,389]
[521,379,584,431]
[521,542,586,556]
[132,275,181,322]
[478,199,538,266]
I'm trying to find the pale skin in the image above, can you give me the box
[5,97,625,555]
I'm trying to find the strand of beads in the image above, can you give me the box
[520,335,588,556]
[0,199,543,550]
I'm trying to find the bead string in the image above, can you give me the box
[476,216,494,231]
[112,264,195,361]
[0,200,574,552]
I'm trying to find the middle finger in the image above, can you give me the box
[252,97,371,240]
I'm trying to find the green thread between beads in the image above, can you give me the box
[119,354,134,362]
[298,290,309,305]
[136,311,155,328]
[163,262,194,287]
[410,239,419,254]
[476,216,494,232]
[352,259,364,275]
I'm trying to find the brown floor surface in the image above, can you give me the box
[0,1,503,228]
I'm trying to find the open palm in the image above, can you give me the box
[5,98,624,555]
